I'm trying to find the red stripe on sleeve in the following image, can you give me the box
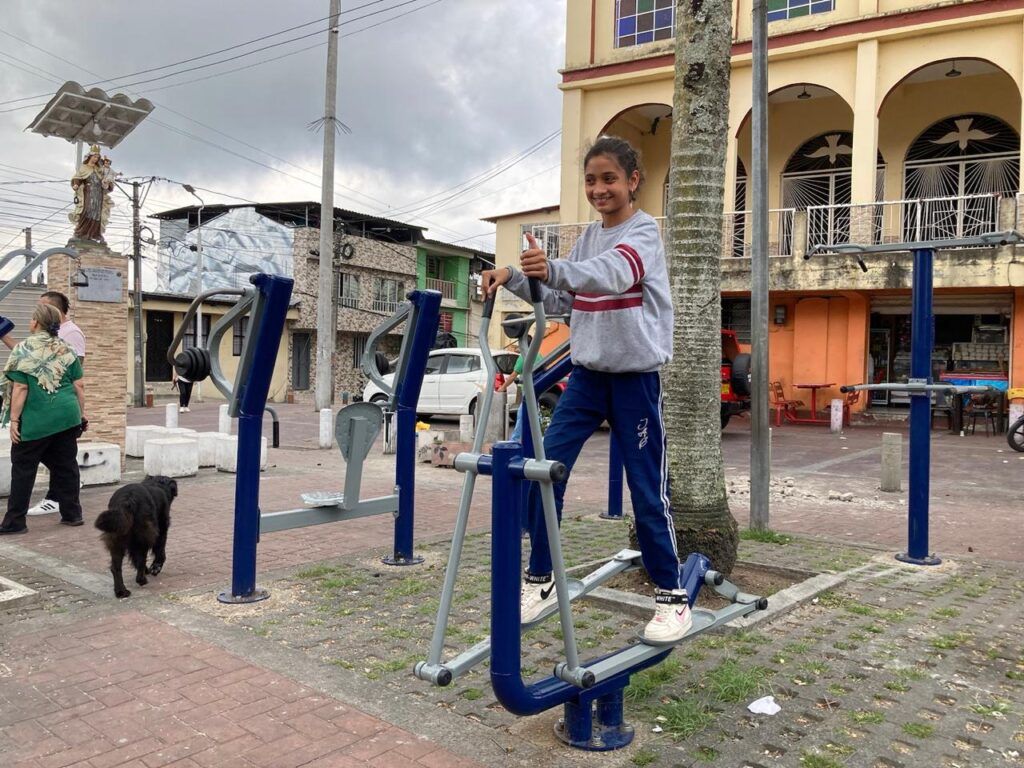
[616,242,645,280]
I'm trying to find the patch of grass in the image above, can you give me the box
[785,642,812,654]
[329,658,354,669]
[695,746,718,762]
[863,624,884,634]
[740,528,793,545]
[801,660,830,676]
[799,751,845,768]
[385,578,429,599]
[849,710,885,725]
[969,699,1012,719]
[884,681,910,693]
[654,698,716,740]
[365,655,419,680]
[832,641,858,651]
[383,627,415,640]
[631,748,658,766]
[625,658,684,703]
[296,564,335,579]
[844,603,876,617]
[305,618,325,627]
[706,659,771,703]
[1006,670,1024,681]
[827,684,848,696]
[930,632,969,650]
[320,575,362,590]
[816,591,847,609]
[823,742,856,757]
[589,611,612,621]
[461,688,483,701]
[901,722,934,738]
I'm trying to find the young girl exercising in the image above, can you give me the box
[480,135,691,644]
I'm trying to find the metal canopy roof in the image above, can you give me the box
[26,81,154,149]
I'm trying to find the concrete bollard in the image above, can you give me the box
[165,403,179,429]
[830,398,844,433]
[881,432,902,492]
[218,404,232,435]
[1010,401,1024,426]
[485,391,506,446]
[459,414,475,443]
[319,408,333,449]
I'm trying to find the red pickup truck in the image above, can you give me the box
[720,329,751,429]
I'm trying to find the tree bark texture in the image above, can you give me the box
[663,0,739,575]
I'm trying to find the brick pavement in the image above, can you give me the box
[0,611,479,768]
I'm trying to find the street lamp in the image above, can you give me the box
[183,184,205,401]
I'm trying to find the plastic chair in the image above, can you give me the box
[769,380,803,426]
[966,394,997,437]
[842,389,861,427]
[930,389,954,431]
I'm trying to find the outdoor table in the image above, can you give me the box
[791,383,836,424]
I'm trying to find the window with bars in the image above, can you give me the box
[521,224,561,261]
[183,313,212,350]
[615,0,674,48]
[722,299,752,344]
[338,272,360,309]
[232,316,248,356]
[425,254,442,279]
[352,334,368,370]
[767,0,834,22]
[372,278,403,313]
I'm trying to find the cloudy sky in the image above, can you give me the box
[0,0,566,271]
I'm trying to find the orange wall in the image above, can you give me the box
[770,293,869,411]
[1013,289,1024,390]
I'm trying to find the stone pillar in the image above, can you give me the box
[880,432,902,493]
[47,241,129,461]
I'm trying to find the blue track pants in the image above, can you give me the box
[525,366,681,589]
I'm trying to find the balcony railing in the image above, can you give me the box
[371,299,400,314]
[425,277,456,300]
[806,193,1003,252]
[721,209,796,258]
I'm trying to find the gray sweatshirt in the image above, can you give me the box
[507,211,673,373]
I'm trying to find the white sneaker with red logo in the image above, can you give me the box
[643,588,693,644]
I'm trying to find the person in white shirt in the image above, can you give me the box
[27,291,86,517]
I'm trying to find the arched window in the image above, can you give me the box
[782,132,885,247]
[903,113,1019,241]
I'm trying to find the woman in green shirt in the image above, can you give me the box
[0,303,85,534]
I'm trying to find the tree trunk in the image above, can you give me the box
[663,0,739,575]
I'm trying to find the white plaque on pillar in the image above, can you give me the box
[78,268,124,302]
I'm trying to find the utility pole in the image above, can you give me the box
[315,0,341,411]
[750,0,771,531]
[132,181,145,407]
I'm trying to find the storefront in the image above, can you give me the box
[868,293,1013,407]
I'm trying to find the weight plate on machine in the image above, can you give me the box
[334,402,384,462]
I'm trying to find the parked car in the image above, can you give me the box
[362,348,520,418]
[721,329,752,429]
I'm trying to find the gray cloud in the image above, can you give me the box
[0,0,565,257]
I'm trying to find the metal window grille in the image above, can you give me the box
[232,316,248,357]
[372,278,402,314]
[615,0,674,48]
[338,272,360,309]
[183,314,211,350]
[352,334,368,370]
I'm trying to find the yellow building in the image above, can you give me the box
[490,0,1024,414]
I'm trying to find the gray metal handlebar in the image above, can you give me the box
[360,301,413,408]
[165,287,248,366]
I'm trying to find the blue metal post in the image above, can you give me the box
[385,290,441,566]
[220,274,295,603]
[897,248,941,566]
[600,436,623,520]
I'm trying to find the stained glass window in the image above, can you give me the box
[615,0,674,48]
[767,0,835,23]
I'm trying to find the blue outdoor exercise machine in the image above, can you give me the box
[171,276,440,603]
[417,279,766,750]
[809,231,1021,565]
[0,245,82,303]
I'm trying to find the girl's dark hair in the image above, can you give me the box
[583,135,645,200]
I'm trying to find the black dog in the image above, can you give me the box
[94,476,177,598]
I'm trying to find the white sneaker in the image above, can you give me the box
[520,575,556,623]
[643,589,693,644]
[27,499,60,517]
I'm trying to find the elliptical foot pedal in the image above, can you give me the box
[522,578,585,629]
[301,491,345,507]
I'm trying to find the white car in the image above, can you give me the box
[361,347,519,417]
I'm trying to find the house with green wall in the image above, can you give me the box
[416,238,493,347]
